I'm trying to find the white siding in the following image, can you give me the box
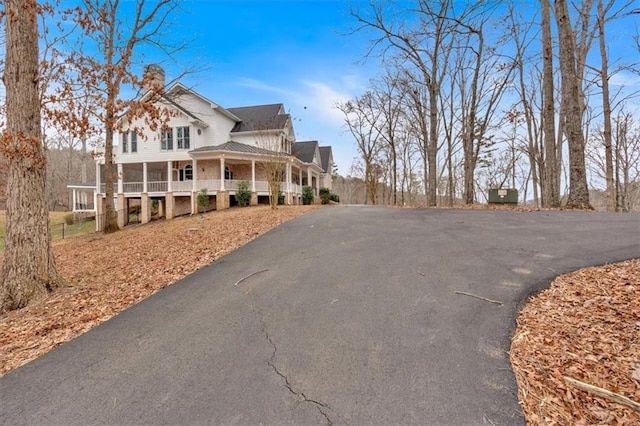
[115,91,238,163]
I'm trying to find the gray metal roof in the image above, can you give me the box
[319,146,332,173]
[227,104,290,133]
[190,141,280,155]
[292,140,318,163]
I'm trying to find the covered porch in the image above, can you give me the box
[94,154,322,228]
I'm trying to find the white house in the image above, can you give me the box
[70,69,333,230]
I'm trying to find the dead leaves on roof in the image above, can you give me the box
[510,259,640,425]
[0,205,319,376]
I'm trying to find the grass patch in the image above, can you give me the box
[0,211,96,251]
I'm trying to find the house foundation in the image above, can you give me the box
[166,193,175,219]
[250,192,258,206]
[117,194,129,229]
[96,195,104,232]
[141,194,151,224]
[217,191,230,210]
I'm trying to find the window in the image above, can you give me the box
[130,132,137,153]
[177,126,190,149]
[184,164,193,180]
[224,166,233,180]
[161,128,173,150]
[122,132,128,153]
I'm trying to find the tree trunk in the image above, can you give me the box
[597,0,615,211]
[541,0,560,207]
[427,83,438,206]
[555,0,591,209]
[1,0,63,311]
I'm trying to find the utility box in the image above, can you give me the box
[488,188,518,205]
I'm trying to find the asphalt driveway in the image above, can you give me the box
[1,207,638,425]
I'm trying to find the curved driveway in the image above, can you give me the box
[1,207,639,425]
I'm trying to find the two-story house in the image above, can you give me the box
[69,67,333,229]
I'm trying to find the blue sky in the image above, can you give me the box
[149,0,640,177]
[157,0,375,175]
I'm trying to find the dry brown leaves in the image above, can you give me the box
[511,259,640,425]
[0,205,319,376]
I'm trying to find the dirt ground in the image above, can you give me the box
[0,205,637,424]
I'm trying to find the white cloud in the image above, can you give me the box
[234,75,368,175]
[609,71,640,87]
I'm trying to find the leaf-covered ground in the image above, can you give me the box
[0,205,319,376]
[511,259,640,424]
[0,205,637,425]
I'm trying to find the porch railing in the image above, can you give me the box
[99,180,307,195]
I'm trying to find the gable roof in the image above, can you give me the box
[227,104,290,133]
[319,146,332,173]
[292,140,318,163]
[190,140,279,155]
[164,83,242,122]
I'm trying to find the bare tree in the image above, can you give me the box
[539,0,561,207]
[0,0,63,311]
[51,0,185,233]
[337,93,383,204]
[555,0,591,209]
[366,73,405,205]
[507,7,542,206]
[452,11,515,204]
[350,0,456,206]
[255,127,288,210]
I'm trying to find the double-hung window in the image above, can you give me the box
[130,132,137,153]
[177,126,190,149]
[122,132,128,153]
[161,128,173,150]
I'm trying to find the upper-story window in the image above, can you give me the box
[161,128,173,150]
[177,126,190,149]
[121,131,138,153]
[130,132,137,152]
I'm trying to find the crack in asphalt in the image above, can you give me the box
[258,311,335,426]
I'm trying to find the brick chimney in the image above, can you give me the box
[143,64,165,93]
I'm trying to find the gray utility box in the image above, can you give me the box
[488,188,518,205]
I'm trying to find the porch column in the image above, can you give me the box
[96,162,101,194]
[220,156,225,191]
[72,189,77,211]
[142,162,148,193]
[251,159,256,192]
[167,161,173,192]
[250,159,257,206]
[191,159,198,214]
[285,163,292,205]
[117,163,123,194]
[286,163,291,193]
[192,159,198,189]
[307,168,312,189]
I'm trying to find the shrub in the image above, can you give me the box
[302,186,314,205]
[64,213,74,225]
[236,180,252,207]
[278,190,285,205]
[319,187,331,205]
[197,188,209,213]
[329,193,340,203]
